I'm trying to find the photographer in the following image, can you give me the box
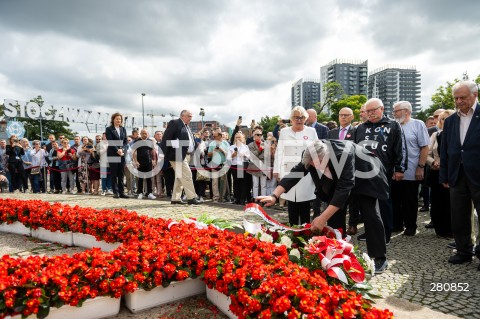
[227,131,250,204]
[6,135,27,193]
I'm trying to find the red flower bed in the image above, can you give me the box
[0,199,393,319]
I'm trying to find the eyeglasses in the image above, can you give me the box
[439,118,445,121]
[365,106,381,114]
[339,114,352,117]
[254,133,262,136]
[393,108,407,113]
[293,116,305,121]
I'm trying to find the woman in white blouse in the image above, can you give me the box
[227,131,250,205]
[274,106,318,225]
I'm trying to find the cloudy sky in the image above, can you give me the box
[1,0,479,136]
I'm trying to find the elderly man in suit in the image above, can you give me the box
[440,80,480,269]
[161,110,202,205]
[259,139,389,274]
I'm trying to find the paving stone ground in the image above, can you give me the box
[1,192,478,319]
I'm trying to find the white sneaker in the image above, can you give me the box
[147,193,156,200]
[101,191,106,196]
[138,193,144,199]
[107,190,114,195]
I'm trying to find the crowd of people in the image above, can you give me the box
[0,80,478,273]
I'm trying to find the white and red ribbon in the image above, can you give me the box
[243,203,311,233]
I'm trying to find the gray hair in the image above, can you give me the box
[290,106,308,120]
[302,140,329,167]
[452,80,479,95]
[393,101,412,113]
[365,98,384,107]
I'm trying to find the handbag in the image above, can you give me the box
[30,167,40,175]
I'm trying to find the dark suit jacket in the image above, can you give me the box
[161,118,196,162]
[312,122,329,139]
[327,125,356,140]
[440,104,480,187]
[279,140,388,209]
[105,125,128,157]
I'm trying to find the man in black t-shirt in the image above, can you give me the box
[133,129,156,200]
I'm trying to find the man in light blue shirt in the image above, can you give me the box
[391,101,430,236]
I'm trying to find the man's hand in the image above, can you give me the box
[393,172,404,181]
[442,183,449,188]
[236,118,242,126]
[415,167,424,180]
[311,215,327,232]
[256,195,276,207]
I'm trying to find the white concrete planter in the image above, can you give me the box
[124,277,206,313]
[72,233,121,251]
[206,287,237,319]
[6,296,121,319]
[31,227,73,246]
[0,221,31,236]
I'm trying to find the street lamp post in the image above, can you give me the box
[141,93,146,128]
[199,108,205,128]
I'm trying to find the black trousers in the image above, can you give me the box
[163,167,175,197]
[449,167,480,257]
[359,196,387,259]
[392,180,420,232]
[137,162,153,195]
[429,170,452,237]
[8,162,27,191]
[231,164,249,203]
[288,201,311,225]
[327,207,347,235]
[110,157,125,195]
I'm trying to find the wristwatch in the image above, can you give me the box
[417,164,425,168]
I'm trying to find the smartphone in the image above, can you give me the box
[238,116,242,120]
[205,123,212,127]
[283,119,291,124]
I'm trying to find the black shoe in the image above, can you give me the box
[357,233,366,241]
[392,227,404,233]
[171,200,187,205]
[425,222,435,229]
[119,194,129,199]
[113,193,119,198]
[403,229,417,236]
[374,258,388,274]
[447,241,456,249]
[187,198,202,205]
[419,207,429,212]
[448,254,472,264]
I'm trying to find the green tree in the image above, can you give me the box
[314,81,344,113]
[1,95,76,141]
[258,115,281,133]
[329,95,367,123]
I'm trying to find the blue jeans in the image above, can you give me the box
[101,167,112,191]
[31,173,40,193]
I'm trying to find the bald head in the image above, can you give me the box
[306,109,318,125]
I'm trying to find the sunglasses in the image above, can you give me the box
[254,133,262,136]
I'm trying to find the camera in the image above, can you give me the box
[234,147,238,151]
[86,145,94,149]
[12,139,18,143]
[215,146,219,149]
[238,116,242,120]
[205,123,212,127]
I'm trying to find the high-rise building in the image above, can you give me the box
[368,65,421,116]
[320,59,368,109]
[291,78,321,109]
